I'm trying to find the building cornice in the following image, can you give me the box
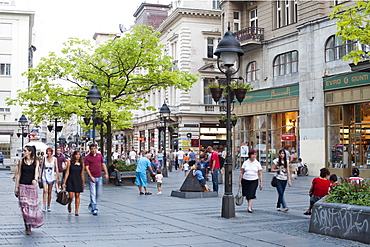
[157,8,221,34]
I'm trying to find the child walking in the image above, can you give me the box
[183,162,189,176]
[193,165,210,192]
[155,169,163,195]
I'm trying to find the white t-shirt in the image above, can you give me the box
[183,163,189,171]
[112,152,119,160]
[155,174,163,183]
[129,151,136,160]
[241,159,262,180]
[177,150,185,160]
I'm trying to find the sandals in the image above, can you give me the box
[303,211,312,215]
[145,192,152,195]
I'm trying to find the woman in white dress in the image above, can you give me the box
[40,147,58,212]
[238,149,263,213]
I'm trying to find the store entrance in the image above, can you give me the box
[349,123,370,169]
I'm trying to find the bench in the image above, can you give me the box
[109,171,136,184]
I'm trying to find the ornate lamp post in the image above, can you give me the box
[18,114,29,149]
[214,29,244,218]
[86,85,102,144]
[159,102,171,177]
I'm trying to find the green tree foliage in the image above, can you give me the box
[330,0,370,64]
[7,25,197,163]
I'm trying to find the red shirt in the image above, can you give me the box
[210,151,220,170]
[85,152,104,177]
[312,177,331,197]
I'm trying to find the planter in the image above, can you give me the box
[56,126,63,132]
[219,119,226,127]
[233,88,247,104]
[309,197,370,244]
[231,119,237,126]
[168,127,174,133]
[210,88,223,103]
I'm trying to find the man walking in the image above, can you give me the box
[188,149,196,167]
[177,148,185,170]
[54,148,68,190]
[135,153,155,195]
[129,148,137,164]
[207,146,220,192]
[85,144,109,216]
[168,149,174,172]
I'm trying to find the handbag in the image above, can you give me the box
[38,180,43,189]
[56,190,69,205]
[271,176,277,187]
[235,187,244,206]
[62,162,67,170]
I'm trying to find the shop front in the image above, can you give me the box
[324,72,370,178]
[234,84,299,172]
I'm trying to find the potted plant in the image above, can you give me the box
[205,82,225,103]
[230,81,253,104]
[216,115,227,126]
[231,115,238,126]
[168,124,174,133]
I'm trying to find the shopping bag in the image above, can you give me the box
[271,176,277,187]
[235,187,244,206]
[56,190,69,205]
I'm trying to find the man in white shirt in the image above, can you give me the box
[177,148,185,170]
[129,149,137,164]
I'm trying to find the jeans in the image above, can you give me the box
[158,160,163,169]
[212,169,219,192]
[276,179,287,208]
[89,177,102,211]
[110,171,122,181]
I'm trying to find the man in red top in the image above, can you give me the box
[85,144,109,216]
[207,146,220,192]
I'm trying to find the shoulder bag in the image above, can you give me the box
[271,176,277,187]
[56,190,69,205]
[235,186,244,206]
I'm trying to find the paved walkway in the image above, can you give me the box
[0,169,367,247]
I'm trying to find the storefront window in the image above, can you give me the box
[327,104,370,170]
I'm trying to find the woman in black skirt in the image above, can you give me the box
[238,149,263,213]
[62,151,85,216]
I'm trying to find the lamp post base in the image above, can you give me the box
[221,194,235,218]
[162,166,168,177]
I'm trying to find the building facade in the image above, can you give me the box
[0,1,34,158]
[220,0,370,177]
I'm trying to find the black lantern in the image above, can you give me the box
[86,85,102,144]
[18,114,28,149]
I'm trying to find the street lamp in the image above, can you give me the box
[18,114,29,149]
[159,102,171,177]
[214,29,244,218]
[86,84,102,144]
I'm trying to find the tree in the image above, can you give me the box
[7,25,197,164]
[330,0,370,64]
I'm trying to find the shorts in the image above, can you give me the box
[157,182,162,188]
[290,163,298,172]
[178,159,184,165]
[184,169,189,173]
[42,180,54,185]
[56,172,63,182]
[199,178,206,186]
[135,172,147,187]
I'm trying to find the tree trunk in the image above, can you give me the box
[100,124,104,157]
[106,117,112,166]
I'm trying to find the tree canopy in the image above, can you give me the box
[330,0,370,64]
[7,25,197,161]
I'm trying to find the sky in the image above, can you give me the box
[26,0,171,62]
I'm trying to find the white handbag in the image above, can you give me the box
[235,187,244,206]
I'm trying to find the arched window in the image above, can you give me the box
[325,35,356,62]
[246,61,258,82]
[273,50,298,76]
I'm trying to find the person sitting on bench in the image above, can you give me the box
[109,160,122,186]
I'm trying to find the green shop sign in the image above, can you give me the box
[242,84,299,103]
[324,72,370,90]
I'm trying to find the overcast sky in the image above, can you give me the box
[27,0,171,62]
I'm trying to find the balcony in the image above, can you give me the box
[234,27,264,45]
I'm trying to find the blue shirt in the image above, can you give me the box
[197,161,207,170]
[189,152,196,161]
[0,154,4,161]
[194,170,204,180]
[157,153,163,161]
[136,157,151,173]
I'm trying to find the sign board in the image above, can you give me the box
[323,72,370,90]
[241,144,249,157]
[281,134,295,141]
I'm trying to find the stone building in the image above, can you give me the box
[0,2,34,158]
[220,0,370,177]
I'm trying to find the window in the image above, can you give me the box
[325,36,356,62]
[246,61,258,82]
[275,0,298,28]
[273,51,298,76]
[171,41,177,61]
[233,11,240,32]
[207,38,214,58]
[204,78,214,105]
[250,9,258,28]
[213,0,220,9]
[0,23,11,38]
[0,55,11,75]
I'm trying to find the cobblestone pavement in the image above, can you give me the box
[0,168,367,247]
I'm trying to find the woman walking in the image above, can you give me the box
[62,151,85,216]
[303,168,331,215]
[40,148,59,212]
[271,149,291,211]
[14,145,43,235]
[238,149,263,213]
